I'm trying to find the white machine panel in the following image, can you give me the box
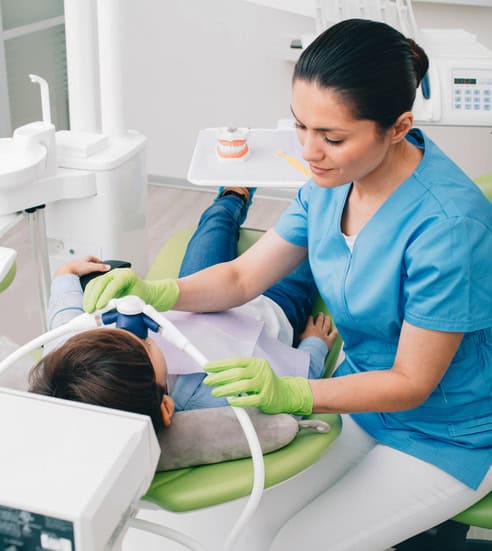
[0,388,160,551]
[414,29,492,126]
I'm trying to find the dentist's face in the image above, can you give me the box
[291,79,392,188]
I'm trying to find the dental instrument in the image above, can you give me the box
[276,150,313,178]
[0,295,266,551]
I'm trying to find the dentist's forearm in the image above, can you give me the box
[308,370,431,414]
[173,228,307,313]
[174,261,254,312]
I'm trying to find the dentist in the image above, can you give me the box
[84,19,492,551]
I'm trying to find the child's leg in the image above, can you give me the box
[263,260,319,343]
[179,188,317,340]
[179,192,250,277]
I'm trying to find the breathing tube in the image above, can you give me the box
[0,296,265,551]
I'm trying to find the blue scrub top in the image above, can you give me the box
[275,129,492,489]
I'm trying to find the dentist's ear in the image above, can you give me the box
[390,111,414,143]
[161,395,175,427]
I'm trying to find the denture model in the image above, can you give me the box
[216,127,250,160]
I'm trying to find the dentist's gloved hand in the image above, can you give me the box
[83,268,180,313]
[204,357,313,416]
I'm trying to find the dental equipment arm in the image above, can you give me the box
[204,357,314,416]
[83,268,179,312]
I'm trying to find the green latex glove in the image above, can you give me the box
[204,357,313,416]
[83,268,180,313]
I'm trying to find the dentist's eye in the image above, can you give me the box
[324,137,343,145]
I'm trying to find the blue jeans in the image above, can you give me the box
[179,194,318,342]
[173,194,319,411]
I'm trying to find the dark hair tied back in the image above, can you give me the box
[294,19,430,130]
[406,38,429,88]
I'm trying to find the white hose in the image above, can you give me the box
[0,313,99,377]
[128,517,207,551]
[145,305,266,551]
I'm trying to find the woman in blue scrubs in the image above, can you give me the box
[84,19,492,551]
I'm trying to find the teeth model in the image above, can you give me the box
[216,127,249,160]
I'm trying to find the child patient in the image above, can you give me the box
[29,188,338,432]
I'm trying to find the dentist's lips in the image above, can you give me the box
[310,165,335,176]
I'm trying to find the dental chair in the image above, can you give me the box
[126,226,343,551]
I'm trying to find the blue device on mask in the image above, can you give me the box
[101,309,160,339]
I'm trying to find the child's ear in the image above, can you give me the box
[161,395,175,427]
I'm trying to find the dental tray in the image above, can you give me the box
[187,128,311,188]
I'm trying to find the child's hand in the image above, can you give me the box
[299,313,339,349]
[55,256,111,278]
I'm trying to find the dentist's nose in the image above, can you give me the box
[301,131,324,163]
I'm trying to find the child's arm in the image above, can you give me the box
[297,314,338,379]
[49,257,110,329]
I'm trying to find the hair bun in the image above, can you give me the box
[407,38,429,87]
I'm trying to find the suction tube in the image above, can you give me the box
[143,304,266,551]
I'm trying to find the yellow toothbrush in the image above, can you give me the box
[276,151,312,177]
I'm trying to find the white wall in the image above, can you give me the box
[120,0,492,183]
[121,0,313,185]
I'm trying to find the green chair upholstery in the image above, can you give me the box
[454,493,492,530]
[452,175,492,537]
[143,227,342,512]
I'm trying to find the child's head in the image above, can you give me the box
[29,328,174,432]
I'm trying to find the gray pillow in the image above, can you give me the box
[156,407,331,471]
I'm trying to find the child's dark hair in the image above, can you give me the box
[29,328,165,432]
[293,18,429,130]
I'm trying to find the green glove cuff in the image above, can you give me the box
[134,278,180,311]
[278,377,314,416]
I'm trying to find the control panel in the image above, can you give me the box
[452,69,492,113]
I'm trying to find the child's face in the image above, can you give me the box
[143,336,168,386]
[117,329,168,386]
